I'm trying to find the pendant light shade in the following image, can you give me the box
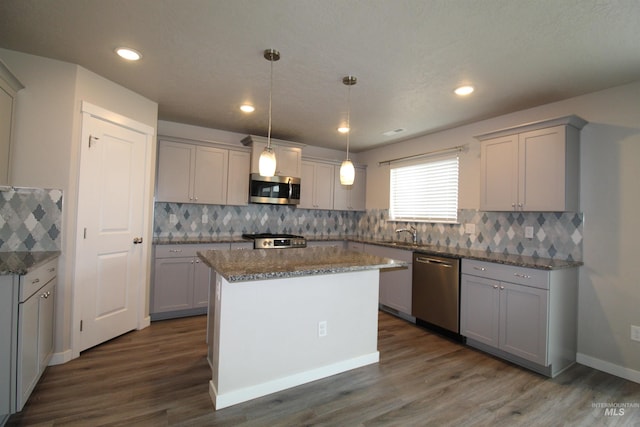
[259,49,280,177]
[340,76,357,185]
[340,159,355,185]
[259,146,277,176]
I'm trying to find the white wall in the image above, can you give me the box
[0,48,158,361]
[360,80,640,380]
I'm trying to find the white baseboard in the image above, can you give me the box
[49,349,74,366]
[577,353,640,384]
[210,352,380,410]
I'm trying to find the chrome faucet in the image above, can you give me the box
[395,225,417,244]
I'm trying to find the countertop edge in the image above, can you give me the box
[154,236,581,271]
[0,251,61,276]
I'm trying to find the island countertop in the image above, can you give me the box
[198,246,407,283]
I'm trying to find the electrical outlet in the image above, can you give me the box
[465,223,475,234]
[202,214,208,224]
[525,226,534,239]
[631,325,640,342]
[169,214,178,225]
[318,321,327,337]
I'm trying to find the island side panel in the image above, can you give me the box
[210,269,380,409]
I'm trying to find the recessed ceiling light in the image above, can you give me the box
[454,85,474,96]
[115,47,142,61]
[337,126,349,133]
[240,104,255,113]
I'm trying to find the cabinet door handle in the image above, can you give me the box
[500,286,505,290]
[473,266,486,271]
[493,284,498,289]
[514,273,531,279]
[195,259,200,264]
[133,237,143,244]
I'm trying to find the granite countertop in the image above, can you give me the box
[348,239,583,270]
[154,235,582,271]
[0,251,61,276]
[153,236,248,245]
[198,246,407,283]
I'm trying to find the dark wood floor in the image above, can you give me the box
[7,312,640,426]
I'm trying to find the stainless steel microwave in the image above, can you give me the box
[249,173,301,205]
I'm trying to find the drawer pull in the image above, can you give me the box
[473,266,486,271]
[32,278,40,285]
[169,249,183,253]
[48,267,56,273]
[514,273,532,279]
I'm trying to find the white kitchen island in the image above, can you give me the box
[198,246,406,410]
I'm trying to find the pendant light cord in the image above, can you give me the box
[267,54,273,150]
[346,81,351,160]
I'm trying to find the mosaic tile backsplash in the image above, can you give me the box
[154,203,582,261]
[0,187,63,252]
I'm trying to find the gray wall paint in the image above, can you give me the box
[360,80,640,376]
[0,48,158,361]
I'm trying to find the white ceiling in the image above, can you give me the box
[1,0,639,152]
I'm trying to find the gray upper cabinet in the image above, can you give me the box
[242,135,303,178]
[299,160,334,210]
[476,115,587,212]
[156,139,249,206]
[0,60,24,185]
[333,166,366,211]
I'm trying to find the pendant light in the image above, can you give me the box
[339,75,357,185]
[258,49,280,177]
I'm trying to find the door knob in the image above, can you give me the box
[133,237,143,244]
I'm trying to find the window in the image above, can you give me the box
[389,154,459,223]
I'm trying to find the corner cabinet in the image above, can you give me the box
[476,115,587,212]
[460,259,577,377]
[0,256,58,420]
[156,139,250,206]
[242,135,304,178]
[333,166,366,211]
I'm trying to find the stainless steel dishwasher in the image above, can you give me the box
[412,253,460,335]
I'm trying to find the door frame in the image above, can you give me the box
[71,101,155,359]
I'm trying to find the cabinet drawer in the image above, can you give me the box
[461,259,549,289]
[20,258,57,302]
[155,243,230,258]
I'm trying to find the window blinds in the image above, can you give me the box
[389,155,459,223]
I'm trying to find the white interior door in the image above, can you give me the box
[75,113,148,353]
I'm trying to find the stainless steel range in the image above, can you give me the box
[242,233,307,249]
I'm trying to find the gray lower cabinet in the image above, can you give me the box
[152,243,235,320]
[363,244,413,319]
[1,256,57,422]
[460,259,577,377]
